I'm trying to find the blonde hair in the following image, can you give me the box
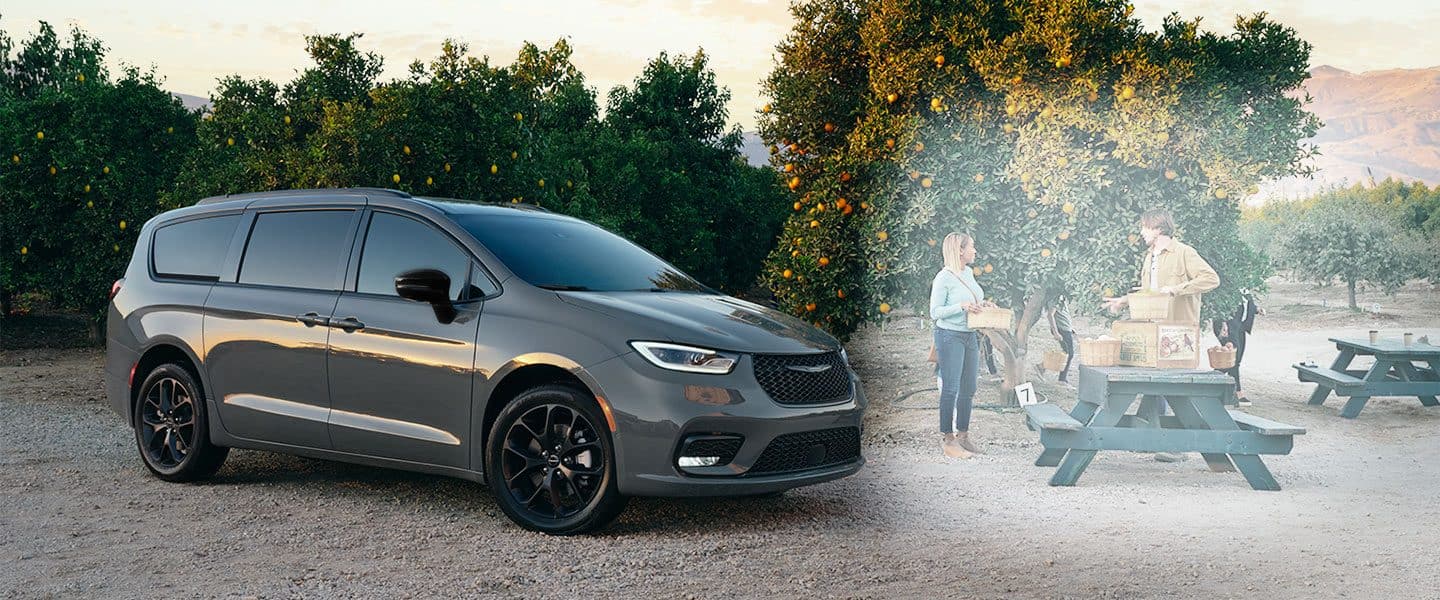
[941,232,973,274]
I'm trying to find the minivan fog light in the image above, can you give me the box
[678,456,721,467]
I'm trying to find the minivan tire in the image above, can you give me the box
[133,363,229,482]
[485,384,627,535]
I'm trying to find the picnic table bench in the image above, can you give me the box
[1298,337,1440,418]
[1025,365,1304,491]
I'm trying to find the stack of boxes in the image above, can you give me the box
[1111,292,1201,369]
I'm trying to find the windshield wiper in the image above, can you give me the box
[537,284,593,291]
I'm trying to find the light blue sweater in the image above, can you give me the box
[930,268,984,332]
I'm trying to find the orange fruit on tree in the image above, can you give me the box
[36,131,44,140]
[1027,209,1038,219]
[83,184,90,193]
[1062,201,1075,214]
[86,200,93,208]
[877,231,888,241]
[1119,85,1135,100]
[1087,90,1099,102]
[1011,75,1023,85]
[1214,188,1228,199]
[816,202,826,212]
[48,166,56,175]
[1164,169,1178,180]
[886,93,898,104]
[984,264,993,273]
[789,177,801,190]
[1003,123,1015,134]
[284,115,291,125]
[824,122,835,133]
[784,163,795,173]
[103,166,110,174]
[227,137,235,146]
[934,54,945,66]
[842,205,853,215]
[792,250,799,257]
[840,171,852,182]
[514,112,524,121]
[973,173,984,183]
[810,220,819,228]
[511,151,518,160]
[10,155,17,163]
[1041,248,1052,257]
[783,269,793,279]
[119,220,127,230]
[819,257,830,267]
[930,97,943,110]
[885,138,895,149]
[921,177,933,188]
[21,246,27,255]
[426,176,434,186]
[490,164,498,174]
[926,239,936,246]
[1056,56,1071,68]
[392,173,401,183]
[836,198,848,208]
[860,201,868,209]
[837,290,845,299]
[915,141,925,152]
[793,201,802,211]
[806,303,816,312]
[1005,104,1018,117]
[762,103,772,113]
[1057,156,1070,168]
[403,145,411,155]
[1058,230,1070,240]
[973,267,983,276]
[879,303,891,314]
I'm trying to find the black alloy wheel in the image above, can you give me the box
[487,384,626,534]
[133,363,228,481]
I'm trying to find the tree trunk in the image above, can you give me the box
[0,287,10,318]
[1347,278,1357,311]
[87,317,104,347]
[984,286,1054,404]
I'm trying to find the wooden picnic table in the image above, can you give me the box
[1298,337,1440,418]
[1025,365,1304,491]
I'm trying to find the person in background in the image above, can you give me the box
[1045,295,1076,385]
[930,232,994,459]
[978,333,1001,383]
[1214,290,1263,407]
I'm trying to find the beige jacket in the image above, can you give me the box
[1138,239,1219,325]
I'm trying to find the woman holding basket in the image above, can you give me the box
[930,232,993,459]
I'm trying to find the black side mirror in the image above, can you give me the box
[395,269,456,323]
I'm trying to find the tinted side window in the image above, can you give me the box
[357,213,470,300]
[239,211,354,290]
[153,215,241,280]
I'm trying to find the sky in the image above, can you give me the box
[5,0,1439,130]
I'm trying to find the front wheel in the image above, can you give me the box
[133,363,228,482]
[485,384,627,535]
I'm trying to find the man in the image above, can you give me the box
[1104,209,1220,325]
[1041,295,1076,385]
[1103,208,1219,462]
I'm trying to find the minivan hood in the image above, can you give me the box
[557,291,839,354]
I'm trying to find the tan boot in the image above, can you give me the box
[942,433,973,459]
[956,431,983,455]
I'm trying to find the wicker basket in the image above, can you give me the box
[1078,338,1122,367]
[1208,346,1237,370]
[968,307,1014,330]
[1127,292,1172,320]
[1042,350,1068,371]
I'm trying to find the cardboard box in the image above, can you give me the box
[1111,320,1201,369]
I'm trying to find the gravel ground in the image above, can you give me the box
[2,280,1439,599]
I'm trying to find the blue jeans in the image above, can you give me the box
[935,328,979,433]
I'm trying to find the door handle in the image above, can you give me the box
[295,312,330,328]
[332,317,366,331]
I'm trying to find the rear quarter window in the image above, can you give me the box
[152,215,241,280]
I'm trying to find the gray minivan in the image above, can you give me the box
[105,188,865,534]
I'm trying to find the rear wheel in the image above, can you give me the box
[486,384,627,535]
[133,363,228,482]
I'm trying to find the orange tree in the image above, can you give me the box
[0,21,196,336]
[759,0,1318,393]
[171,35,785,294]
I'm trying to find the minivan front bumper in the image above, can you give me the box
[584,350,866,497]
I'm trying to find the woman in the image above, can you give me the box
[1213,290,1262,407]
[929,232,991,458]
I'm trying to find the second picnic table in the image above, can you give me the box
[1026,365,1305,491]
[1297,337,1440,418]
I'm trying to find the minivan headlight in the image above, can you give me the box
[629,342,738,375]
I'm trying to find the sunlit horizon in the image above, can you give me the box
[5,0,1439,131]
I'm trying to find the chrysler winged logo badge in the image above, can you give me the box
[786,364,832,374]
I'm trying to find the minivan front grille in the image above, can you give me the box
[747,427,861,475]
[751,352,851,406]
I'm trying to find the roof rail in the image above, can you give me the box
[194,187,411,206]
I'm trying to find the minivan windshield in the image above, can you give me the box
[457,215,709,292]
